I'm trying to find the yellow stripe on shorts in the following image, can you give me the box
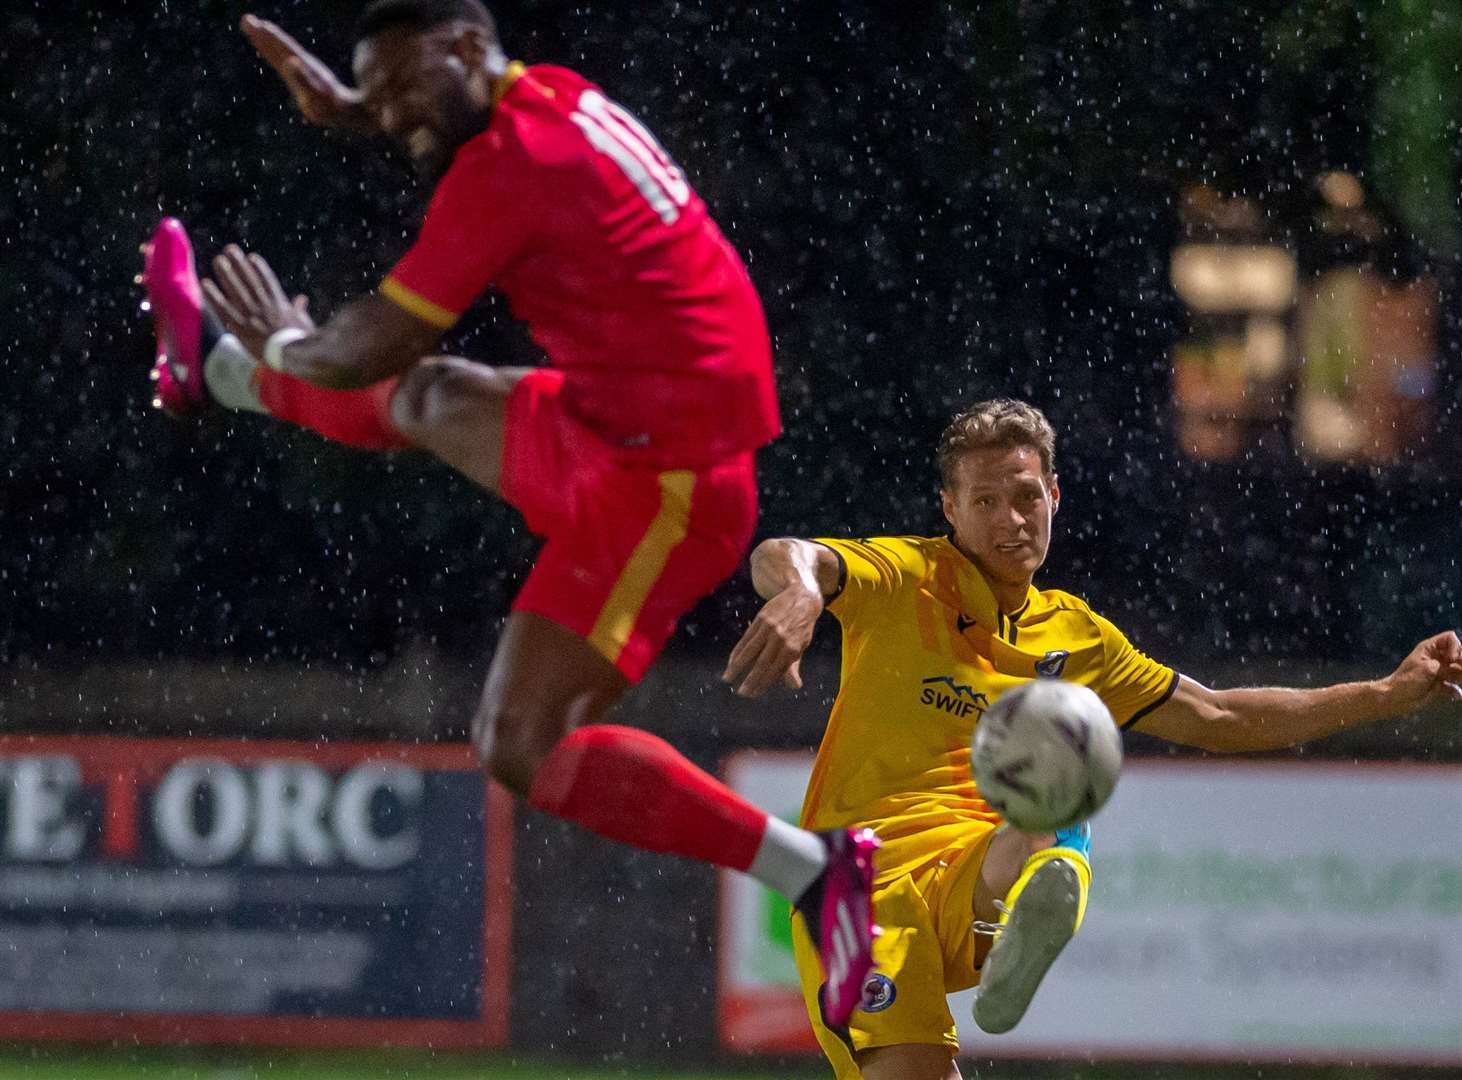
[588,470,696,665]
[380,277,460,329]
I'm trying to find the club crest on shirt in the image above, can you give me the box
[919,676,988,719]
[1035,650,1070,678]
[859,972,897,1012]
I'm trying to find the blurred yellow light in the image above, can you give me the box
[1170,245,1298,314]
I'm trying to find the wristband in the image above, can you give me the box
[263,327,310,372]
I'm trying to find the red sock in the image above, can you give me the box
[528,724,769,871]
[254,368,409,450]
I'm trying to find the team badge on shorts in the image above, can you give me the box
[859,972,897,1012]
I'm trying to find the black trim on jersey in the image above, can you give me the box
[814,542,849,602]
[1121,669,1180,730]
[1005,598,1030,645]
[993,605,1026,645]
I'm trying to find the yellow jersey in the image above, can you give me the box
[801,534,1177,882]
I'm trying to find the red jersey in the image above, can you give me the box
[382,64,780,466]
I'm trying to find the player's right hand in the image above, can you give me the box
[722,587,824,698]
[241,14,374,134]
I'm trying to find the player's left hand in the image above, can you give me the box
[1383,630,1462,711]
[202,246,314,360]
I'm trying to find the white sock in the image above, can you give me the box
[747,816,828,902]
[203,334,266,414]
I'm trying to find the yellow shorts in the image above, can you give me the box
[791,822,998,1078]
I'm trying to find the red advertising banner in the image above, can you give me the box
[0,735,512,1048]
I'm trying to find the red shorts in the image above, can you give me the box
[500,369,759,682]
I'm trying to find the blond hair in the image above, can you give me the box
[937,399,1056,488]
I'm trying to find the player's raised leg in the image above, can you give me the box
[142,215,534,472]
[386,355,535,494]
[141,217,408,448]
[969,822,1091,1034]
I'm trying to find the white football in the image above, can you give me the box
[970,680,1123,832]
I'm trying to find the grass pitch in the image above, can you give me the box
[0,1048,817,1080]
[0,1047,1434,1079]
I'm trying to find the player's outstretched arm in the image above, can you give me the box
[204,245,442,389]
[241,14,375,135]
[1133,631,1462,752]
[722,538,841,698]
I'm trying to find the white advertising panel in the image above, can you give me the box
[720,753,1462,1065]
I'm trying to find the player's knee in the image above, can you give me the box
[471,699,570,796]
[389,358,454,438]
[390,357,496,440]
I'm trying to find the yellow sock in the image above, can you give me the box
[1001,846,1092,933]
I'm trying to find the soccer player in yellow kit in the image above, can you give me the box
[723,399,1462,1080]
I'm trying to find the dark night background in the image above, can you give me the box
[5,0,1460,689]
[3,1,1461,1060]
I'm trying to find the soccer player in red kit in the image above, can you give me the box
[140,0,878,1027]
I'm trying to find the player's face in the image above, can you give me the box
[941,445,1059,594]
[354,26,494,181]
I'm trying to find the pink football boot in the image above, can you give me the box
[140,217,209,415]
[795,826,882,1030]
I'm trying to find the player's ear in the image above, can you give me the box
[1048,472,1060,515]
[448,25,493,85]
[940,487,957,528]
[451,25,488,63]
[451,27,493,104]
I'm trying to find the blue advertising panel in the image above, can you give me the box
[0,736,511,1047]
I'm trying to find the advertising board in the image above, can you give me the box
[719,752,1462,1066]
[0,735,511,1047]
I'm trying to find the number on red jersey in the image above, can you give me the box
[569,90,691,225]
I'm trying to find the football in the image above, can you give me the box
[970,680,1123,832]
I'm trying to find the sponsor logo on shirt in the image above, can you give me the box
[919,676,989,719]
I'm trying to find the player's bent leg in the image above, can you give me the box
[969,822,1092,1035]
[388,358,534,495]
[478,611,878,1026]
[475,612,777,871]
[257,354,532,466]
[472,610,630,794]
[970,826,1055,943]
[478,609,779,865]
[856,1044,962,1080]
[486,436,877,1025]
